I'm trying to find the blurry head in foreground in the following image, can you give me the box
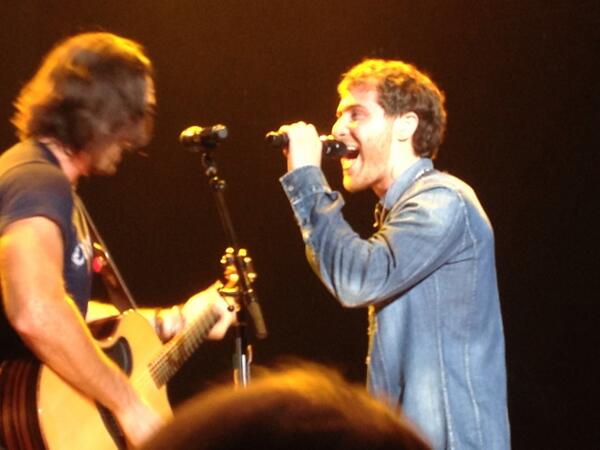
[143,363,430,450]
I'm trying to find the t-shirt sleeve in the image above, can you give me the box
[0,162,73,237]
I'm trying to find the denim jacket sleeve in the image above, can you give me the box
[280,165,466,307]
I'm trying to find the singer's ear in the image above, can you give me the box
[392,112,419,143]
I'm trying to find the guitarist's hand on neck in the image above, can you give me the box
[154,304,185,343]
[154,281,237,342]
[184,281,237,340]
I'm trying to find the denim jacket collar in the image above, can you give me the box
[380,158,434,211]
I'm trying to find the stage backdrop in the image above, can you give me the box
[0,1,597,448]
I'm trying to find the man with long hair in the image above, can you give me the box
[0,32,234,448]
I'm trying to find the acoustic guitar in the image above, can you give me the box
[0,306,218,450]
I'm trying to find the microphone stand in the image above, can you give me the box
[194,147,267,388]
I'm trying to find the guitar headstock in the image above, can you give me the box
[220,247,267,339]
[220,247,256,288]
[218,247,256,310]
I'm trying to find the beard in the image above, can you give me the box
[342,124,393,194]
[86,142,123,176]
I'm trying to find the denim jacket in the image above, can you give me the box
[281,158,510,450]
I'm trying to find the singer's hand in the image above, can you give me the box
[278,122,322,172]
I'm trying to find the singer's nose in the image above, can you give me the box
[331,115,348,140]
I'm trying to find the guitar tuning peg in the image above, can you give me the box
[242,255,256,282]
[220,247,236,266]
[220,248,257,283]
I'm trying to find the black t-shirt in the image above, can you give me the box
[0,141,92,359]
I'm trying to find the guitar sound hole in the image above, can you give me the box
[104,336,132,376]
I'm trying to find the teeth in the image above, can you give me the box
[344,146,359,160]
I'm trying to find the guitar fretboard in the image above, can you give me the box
[148,307,219,386]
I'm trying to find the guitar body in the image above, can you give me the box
[0,310,172,450]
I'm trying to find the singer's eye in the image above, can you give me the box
[349,108,365,121]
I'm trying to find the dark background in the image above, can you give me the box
[1,1,598,448]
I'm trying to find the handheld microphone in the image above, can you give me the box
[265,131,350,159]
[179,124,228,149]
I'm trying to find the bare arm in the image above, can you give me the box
[136,281,236,343]
[0,217,162,447]
[87,285,235,344]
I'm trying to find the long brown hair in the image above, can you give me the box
[12,32,154,152]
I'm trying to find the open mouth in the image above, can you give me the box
[343,145,359,160]
[341,146,359,172]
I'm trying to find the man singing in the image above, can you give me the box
[278,59,510,449]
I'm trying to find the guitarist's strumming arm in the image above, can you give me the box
[0,217,163,448]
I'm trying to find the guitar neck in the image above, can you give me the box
[148,307,219,387]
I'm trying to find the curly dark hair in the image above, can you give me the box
[12,32,154,152]
[338,59,447,159]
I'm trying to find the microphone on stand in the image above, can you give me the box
[180,124,228,149]
[265,131,350,159]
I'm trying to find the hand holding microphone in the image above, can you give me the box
[266,122,352,171]
[265,131,348,158]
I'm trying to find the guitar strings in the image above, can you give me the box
[126,307,219,390]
